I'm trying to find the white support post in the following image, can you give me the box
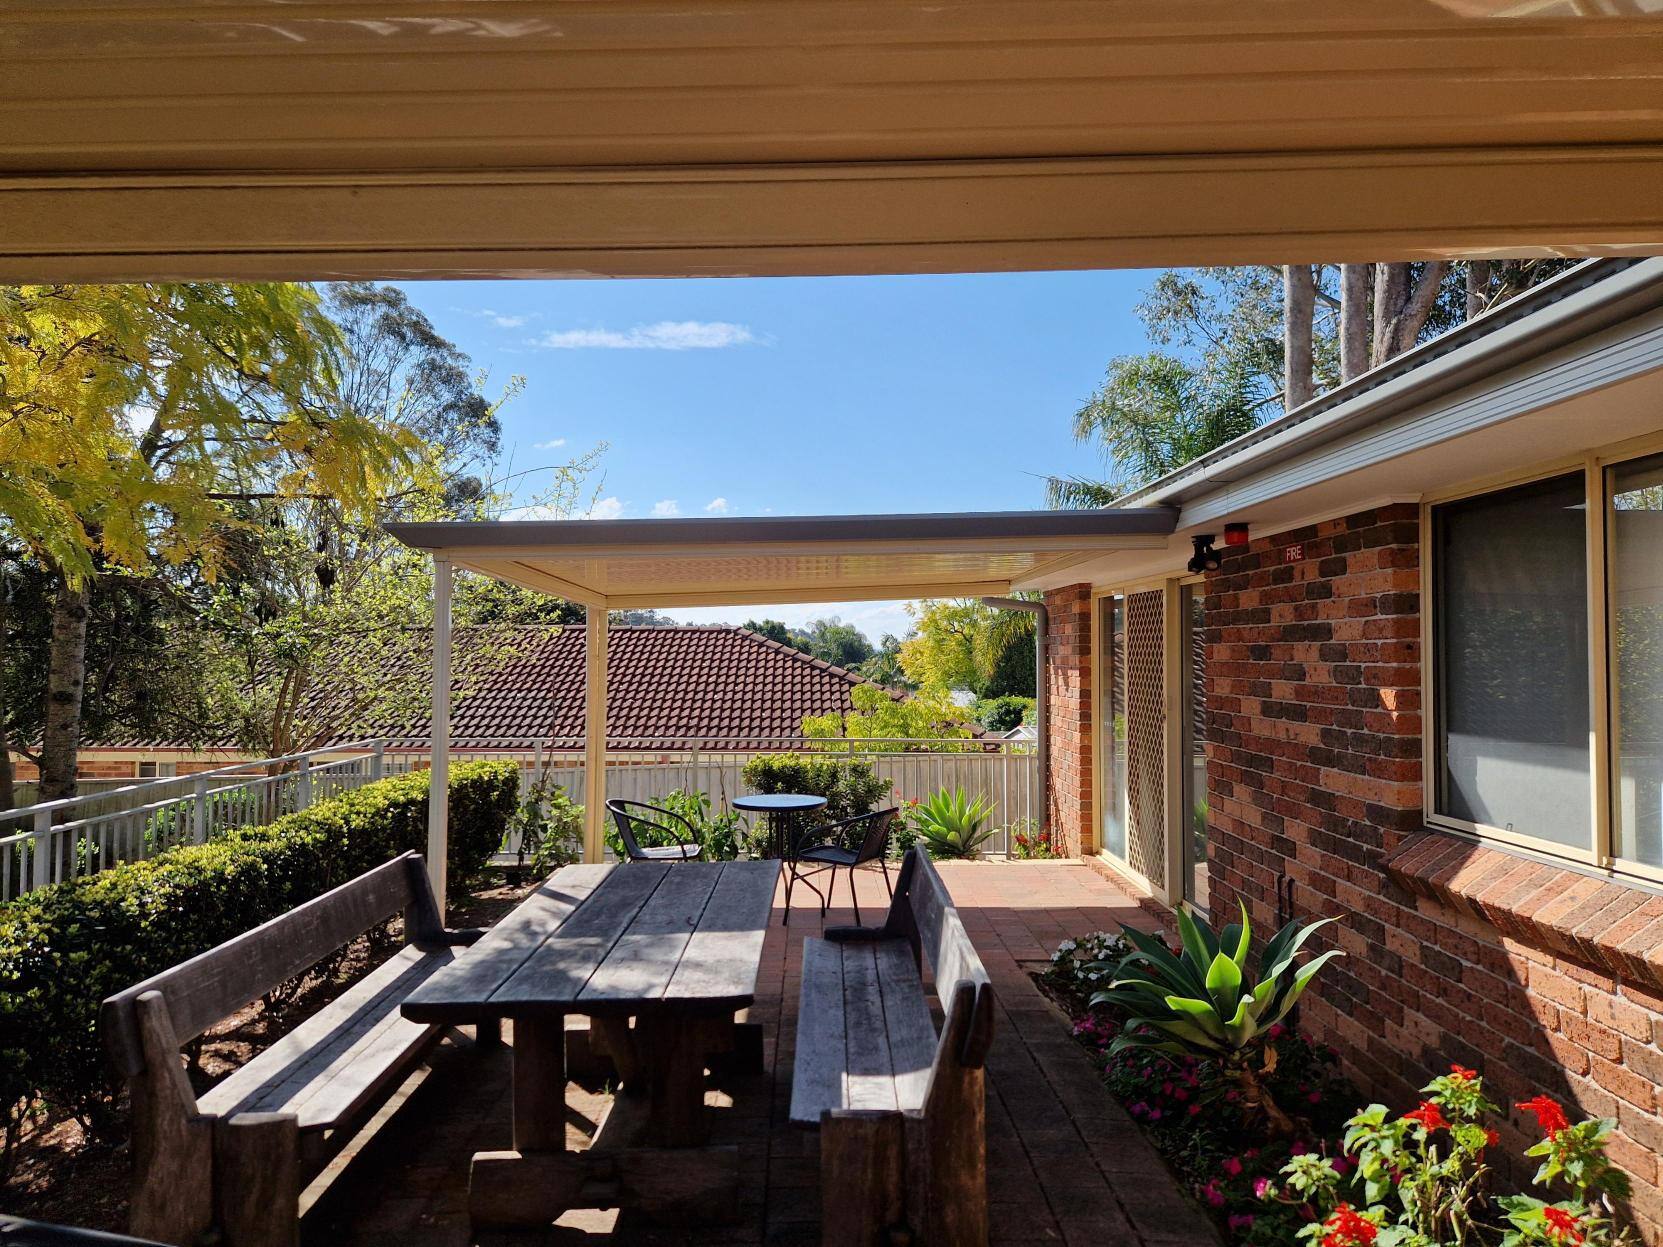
[583,608,608,863]
[428,557,453,917]
[31,809,51,893]
[192,774,209,843]
[370,740,385,782]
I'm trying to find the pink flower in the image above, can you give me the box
[1267,1023,1287,1041]
[1331,1155,1352,1176]
[1221,1156,1244,1177]
[1253,1177,1274,1200]
[1228,1214,1257,1231]
[1200,1180,1225,1208]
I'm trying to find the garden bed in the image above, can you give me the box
[1039,922,1640,1246]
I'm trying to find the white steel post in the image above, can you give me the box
[428,557,453,917]
[583,608,608,863]
[193,774,209,843]
[296,755,312,810]
[31,809,50,893]
[370,740,385,782]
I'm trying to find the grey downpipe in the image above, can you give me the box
[979,596,1049,839]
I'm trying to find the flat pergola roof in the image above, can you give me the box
[385,508,1176,609]
[8,1,1663,280]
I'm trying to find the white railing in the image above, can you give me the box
[384,736,1041,858]
[0,742,386,901]
[0,735,1041,900]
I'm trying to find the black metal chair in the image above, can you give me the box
[783,807,899,924]
[606,798,704,862]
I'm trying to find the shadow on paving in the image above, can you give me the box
[303,863,1219,1247]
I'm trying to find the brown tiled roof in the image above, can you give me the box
[361,625,908,749]
[102,626,908,753]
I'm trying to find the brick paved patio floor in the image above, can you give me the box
[304,861,1220,1247]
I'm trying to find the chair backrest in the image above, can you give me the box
[100,852,435,1078]
[606,798,698,860]
[886,847,994,1068]
[851,807,900,865]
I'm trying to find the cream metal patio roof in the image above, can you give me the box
[384,509,1177,610]
[7,1,1663,281]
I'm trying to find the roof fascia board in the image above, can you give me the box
[1125,258,1663,510]
[383,509,1176,554]
[1175,304,1663,531]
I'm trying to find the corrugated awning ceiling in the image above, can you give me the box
[383,509,1177,608]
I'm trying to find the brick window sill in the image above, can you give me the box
[1384,831,1663,990]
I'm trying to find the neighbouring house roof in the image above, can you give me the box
[95,625,910,754]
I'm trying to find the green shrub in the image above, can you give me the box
[0,761,518,1152]
[739,754,891,823]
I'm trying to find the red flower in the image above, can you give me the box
[1402,1100,1449,1132]
[1542,1206,1586,1245]
[1517,1095,1571,1140]
[1485,1128,1500,1148]
[1320,1204,1378,1247]
[1449,1064,1478,1081]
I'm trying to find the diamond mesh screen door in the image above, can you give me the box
[1124,588,1166,891]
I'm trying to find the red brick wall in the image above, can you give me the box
[1205,502,1663,1238]
[1044,584,1093,856]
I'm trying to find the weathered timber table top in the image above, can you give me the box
[402,859,781,1023]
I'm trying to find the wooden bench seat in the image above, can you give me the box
[790,938,936,1122]
[198,942,460,1133]
[790,847,994,1247]
[100,852,489,1247]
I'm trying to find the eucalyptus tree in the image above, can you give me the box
[1053,260,1582,502]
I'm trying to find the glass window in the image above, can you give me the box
[1433,472,1591,849]
[1610,452,1663,868]
[1100,595,1128,860]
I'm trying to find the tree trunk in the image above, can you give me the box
[39,573,91,803]
[1339,263,1371,383]
[1282,264,1316,412]
[1372,261,1451,364]
[1466,259,1492,320]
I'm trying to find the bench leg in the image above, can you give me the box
[474,1016,503,1048]
[213,1112,300,1247]
[128,993,214,1247]
[820,1110,907,1247]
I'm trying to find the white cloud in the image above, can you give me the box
[585,496,626,521]
[533,437,567,450]
[532,321,759,351]
[703,497,730,514]
[458,307,530,329]
[650,499,681,518]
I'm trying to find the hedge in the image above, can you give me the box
[0,760,518,1146]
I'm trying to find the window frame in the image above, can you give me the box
[1420,429,1663,880]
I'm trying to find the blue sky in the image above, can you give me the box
[399,269,1157,641]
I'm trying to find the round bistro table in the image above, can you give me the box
[732,793,827,861]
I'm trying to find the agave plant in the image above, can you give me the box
[1089,903,1342,1135]
[911,787,998,859]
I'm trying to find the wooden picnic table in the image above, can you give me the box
[401,858,781,1228]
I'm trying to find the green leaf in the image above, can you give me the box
[1204,949,1244,1014]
